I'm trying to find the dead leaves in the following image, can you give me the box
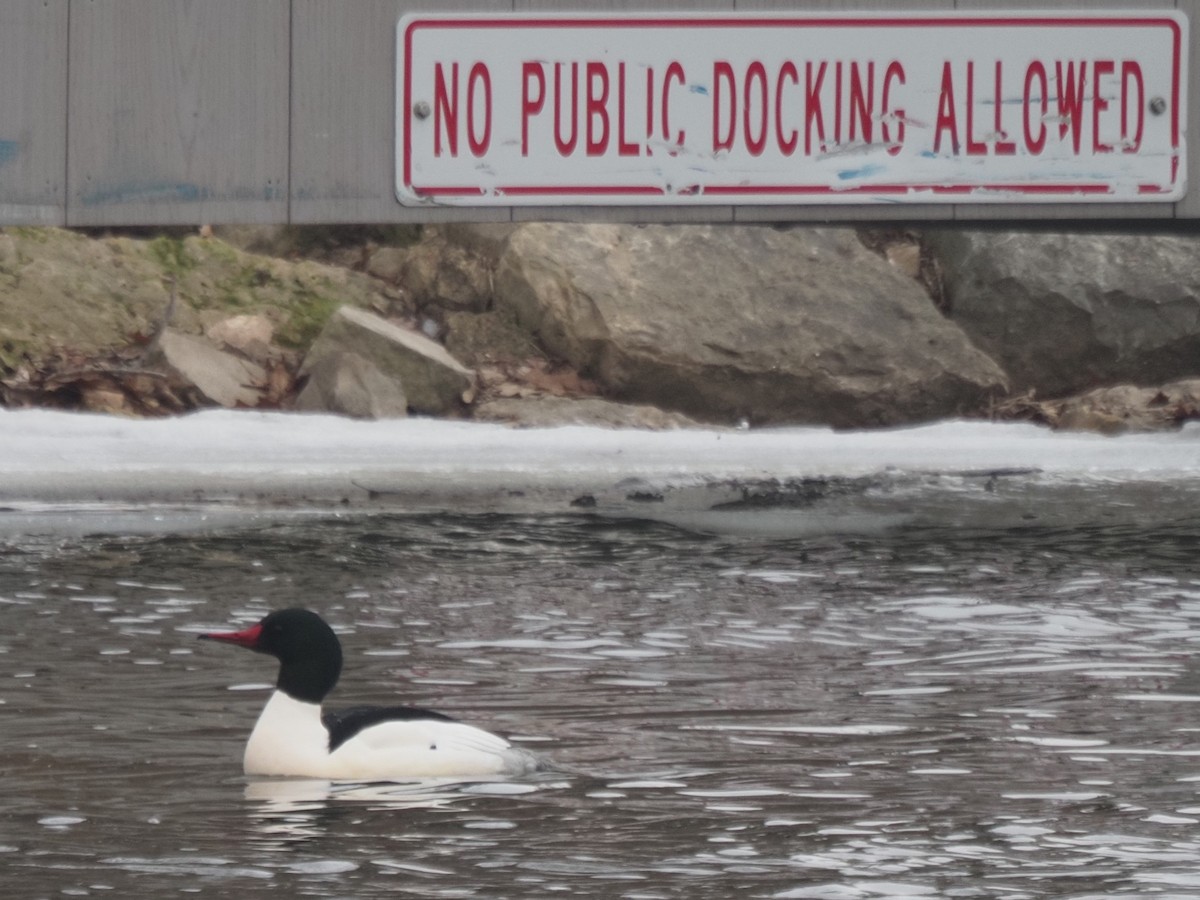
[990,382,1200,434]
[476,357,598,403]
[0,339,298,417]
[0,345,204,416]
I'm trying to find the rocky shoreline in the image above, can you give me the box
[0,223,1197,433]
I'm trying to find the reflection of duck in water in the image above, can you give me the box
[244,778,473,849]
[201,608,542,780]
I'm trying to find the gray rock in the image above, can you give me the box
[0,227,401,374]
[302,305,473,415]
[294,351,408,419]
[155,329,266,408]
[927,230,1200,396]
[438,223,520,261]
[495,223,1007,427]
[205,314,276,364]
[365,246,408,284]
[402,231,495,314]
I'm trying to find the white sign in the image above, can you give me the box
[396,12,1186,206]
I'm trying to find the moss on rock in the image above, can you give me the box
[0,227,401,373]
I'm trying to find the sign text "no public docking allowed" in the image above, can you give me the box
[396,13,1187,206]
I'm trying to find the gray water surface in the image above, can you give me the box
[4,512,1200,898]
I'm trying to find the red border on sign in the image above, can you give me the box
[400,15,1185,202]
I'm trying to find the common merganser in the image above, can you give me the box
[200,607,542,780]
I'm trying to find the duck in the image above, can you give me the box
[200,607,542,780]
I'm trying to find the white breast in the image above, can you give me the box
[242,690,540,780]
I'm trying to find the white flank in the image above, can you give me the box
[242,691,538,780]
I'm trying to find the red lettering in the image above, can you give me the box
[713,61,736,151]
[776,61,799,155]
[466,63,491,156]
[434,63,459,157]
[848,62,873,143]
[1023,61,1047,154]
[744,61,768,156]
[965,62,986,155]
[1056,61,1087,154]
[881,61,905,155]
[645,66,655,147]
[663,62,685,146]
[805,61,826,154]
[1121,61,1144,152]
[617,63,638,156]
[586,62,610,155]
[1092,59,1114,153]
[553,62,579,156]
[833,61,843,143]
[933,62,958,154]
[520,62,545,157]
[993,61,1016,155]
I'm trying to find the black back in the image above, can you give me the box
[322,704,457,753]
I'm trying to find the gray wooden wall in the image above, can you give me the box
[3,0,1195,226]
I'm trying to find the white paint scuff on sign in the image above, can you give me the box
[396,12,1187,206]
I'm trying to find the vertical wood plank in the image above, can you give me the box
[1174,0,1200,220]
[290,0,515,224]
[67,0,289,226]
[0,1,68,225]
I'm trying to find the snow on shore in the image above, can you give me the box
[2,408,1199,535]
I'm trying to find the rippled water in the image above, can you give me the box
[4,511,1200,898]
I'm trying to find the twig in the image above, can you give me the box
[44,367,170,384]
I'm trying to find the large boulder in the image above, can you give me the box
[927,230,1200,396]
[294,350,408,419]
[301,305,473,415]
[493,224,1007,427]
